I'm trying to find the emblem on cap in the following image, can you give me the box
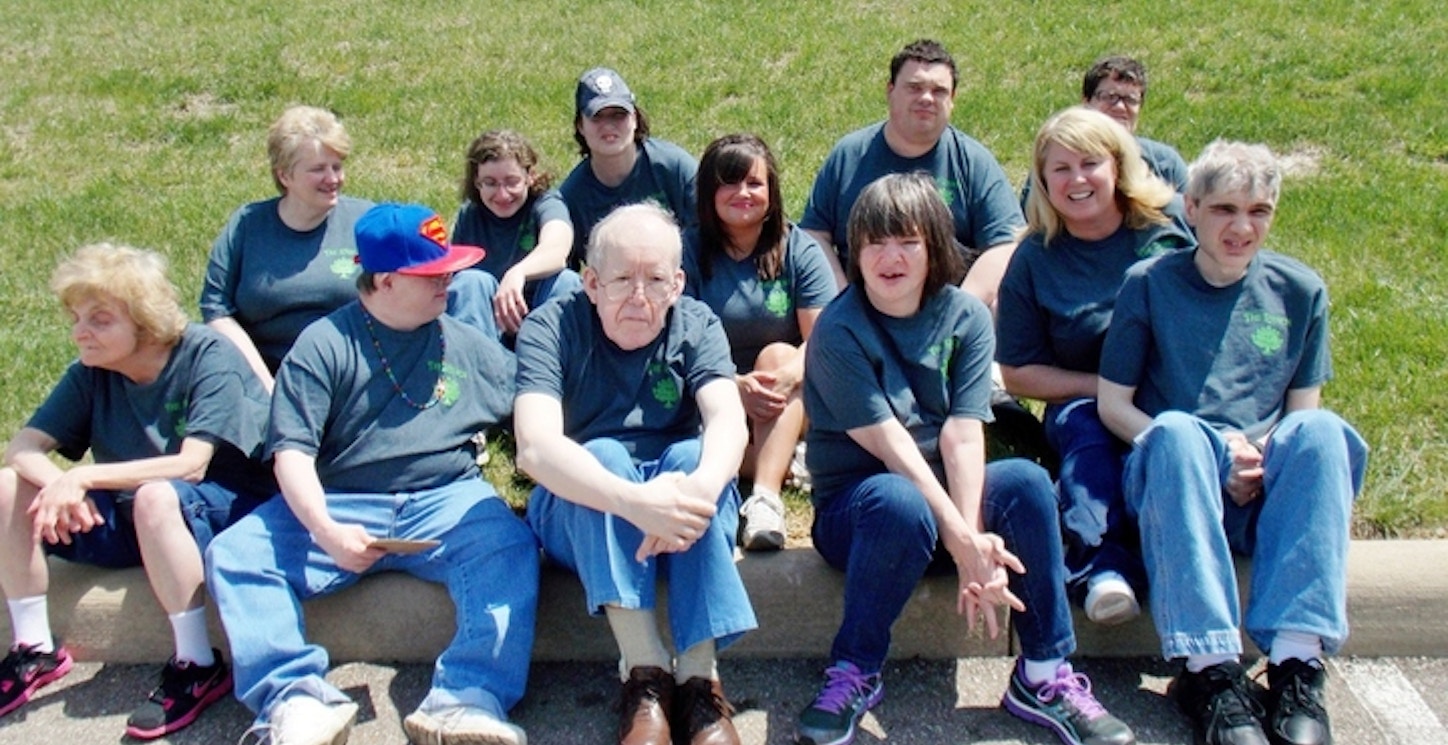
[419,215,448,248]
[595,75,615,93]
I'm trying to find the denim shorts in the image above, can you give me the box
[43,479,272,569]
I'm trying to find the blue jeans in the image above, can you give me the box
[522,268,582,311]
[1044,399,1143,604]
[811,459,1073,672]
[447,270,505,342]
[1123,410,1367,659]
[205,478,539,723]
[526,438,757,654]
[46,480,268,568]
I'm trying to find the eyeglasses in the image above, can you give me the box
[600,275,676,302]
[1093,90,1142,108]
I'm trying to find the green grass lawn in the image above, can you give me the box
[2,0,1444,536]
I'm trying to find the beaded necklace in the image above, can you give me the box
[361,309,447,410]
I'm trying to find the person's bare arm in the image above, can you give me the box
[1097,377,1153,443]
[513,392,716,560]
[805,228,847,290]
[273,448,383,573]
[960,241,1017,312]
[495,219,576,333]
[207,316,274,393]
[14,431,216,545]
[999,363,1098,403]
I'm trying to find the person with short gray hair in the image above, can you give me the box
[1099,140,1365,745]
[516,203,755,745]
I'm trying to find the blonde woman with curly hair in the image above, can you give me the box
[0,244,273,739]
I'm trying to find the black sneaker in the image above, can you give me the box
[796,661,884,745]
[1002,658,1136,745]
[1171,662,1270,745]
[1265,658,1331,745]
[124,651,233,740]
[0,642,73,718]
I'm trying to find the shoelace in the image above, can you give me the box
[1208,668,1267,726]
[678,679,734,728]
[812,664,876,714]
[1036,667,1107,719]
[618,672,669,717]
[1,643,51,683]
[1273,663,1326,720]
[237,722,273,745]
[146,658,197,704]
[741,492,783,519]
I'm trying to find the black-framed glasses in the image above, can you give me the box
[1093,90,1142,108]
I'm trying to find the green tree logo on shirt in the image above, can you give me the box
[518,214,538,255]
[1241,310,1290,356]
[934,177,959,207]
[647,361,680,410]
[327,247,361,280]
[763,279,791,318]
[928,337,957,384]
[1138,237,1183,259]
[433,361,465,407]
[1251,326,1285,355]
[164,398,188,437]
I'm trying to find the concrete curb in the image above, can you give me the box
[6,540,1444,664]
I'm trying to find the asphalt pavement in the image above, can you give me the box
[3,656,1447,744]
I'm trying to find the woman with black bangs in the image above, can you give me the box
[682,133,836,551]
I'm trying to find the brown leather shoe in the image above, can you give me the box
[672,677,739,745]
[618,666,674,745]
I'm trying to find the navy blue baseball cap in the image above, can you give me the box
[576,67,636,118]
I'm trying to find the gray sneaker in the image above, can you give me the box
[739,487,785,551]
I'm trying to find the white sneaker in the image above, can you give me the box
[403,704,527,745]
[264,695,358,745]
[1084,572,1140,626]
[738,488,785,551]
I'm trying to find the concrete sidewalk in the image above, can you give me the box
[5,656,1448,744]
[6,540,1445,664]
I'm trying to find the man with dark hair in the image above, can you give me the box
[1081,54,1189,191]
[800,38,1023,310]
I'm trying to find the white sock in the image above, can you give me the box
[1023,657,1067,685]
[604,606,670,679]
[168,607,215,666]
[7,596,54,653]
[675,638,718,684]
[1186,653,1239,673]
[1269,631,1323,666]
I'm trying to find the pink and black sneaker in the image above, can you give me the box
[124,650,233,740]
[0,642,73,718]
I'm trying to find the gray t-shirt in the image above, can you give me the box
[799,122,1023,263]
[1099,249,1333,440]
[515,292,733,462]
[1138,136,1189,192]
[268,302,516,493]
[559,138,698,267]
[804,285,995,496]
[451,189,572,280]
[996,201,1194,373]
[682,225,838,372]
[200,195,375,371]
[27,324,271,493]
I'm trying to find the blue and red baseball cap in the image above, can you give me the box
[355,203,485,276]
